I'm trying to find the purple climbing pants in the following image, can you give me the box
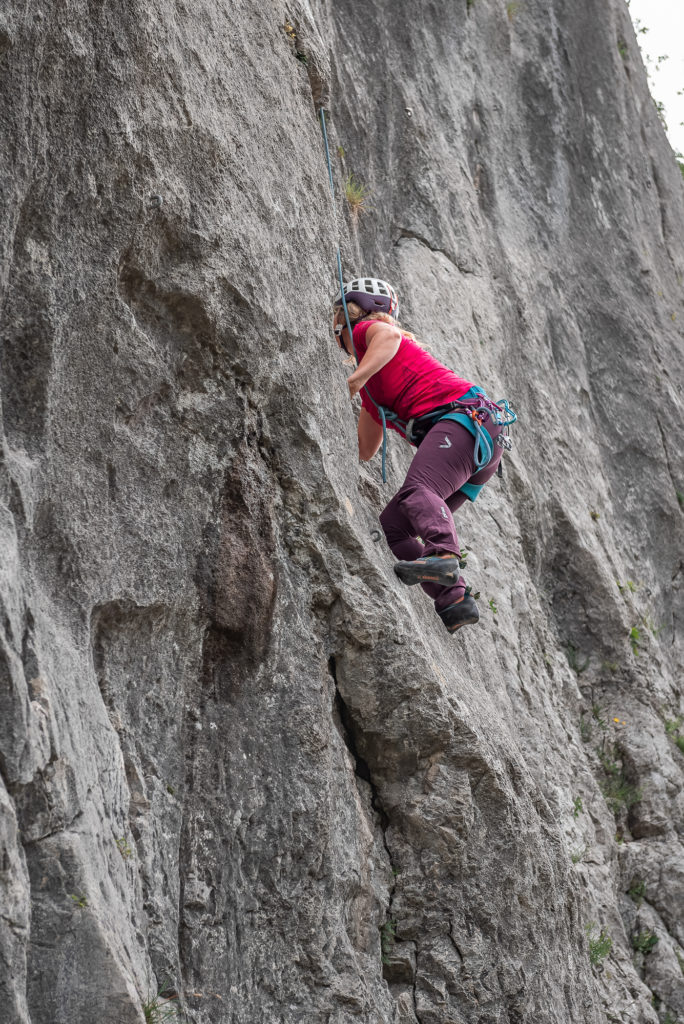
[379,417,503,612]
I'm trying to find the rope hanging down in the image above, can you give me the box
[318,107,394,482]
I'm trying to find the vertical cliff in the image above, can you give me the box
[1,0,682,1022]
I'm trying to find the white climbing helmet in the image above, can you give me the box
[334,276,399,317]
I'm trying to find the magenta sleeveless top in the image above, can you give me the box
[353,321,473,430]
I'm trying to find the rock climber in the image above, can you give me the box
[333,277,514,633]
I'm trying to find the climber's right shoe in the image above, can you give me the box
[394,555,461,586]
[438,595,480,633]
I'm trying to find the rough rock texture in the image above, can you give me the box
[1,0,683,1022]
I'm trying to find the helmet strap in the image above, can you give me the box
[334,320,352,356]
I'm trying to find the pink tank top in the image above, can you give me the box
[353,321,473,430]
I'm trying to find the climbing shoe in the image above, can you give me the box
[438,595,480,633]
[394,555,461,586]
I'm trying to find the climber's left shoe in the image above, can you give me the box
[437,595,480,633]
[394,555,461,586]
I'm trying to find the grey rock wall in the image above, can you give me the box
[1,0,683,1022]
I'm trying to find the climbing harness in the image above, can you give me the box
[406,391,517,470]
[317,108,517,482]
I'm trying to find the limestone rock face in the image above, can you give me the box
[1,0,683,1022]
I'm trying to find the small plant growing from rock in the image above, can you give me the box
[663,716,684,754]
[566,644,589,675]
[344,174,371,217]
[654,98,667,129]
[598,743,642,815]
[282,22,307,65]
[142,996,179,1023]
[590,509,600,521]
[664,716,682,735]
[487,597,498,615]
[380,918,397,965]
[592,704,608,730]
[642,615,662,638]
[69,893,88,909]
[629,626,642,656]
[572,796,583,820]
[571,846,587,864]
[582,705,624,745]
[506,1,519,20]
[632,929,658,955]
[617,39,628,59]
[628,879,646,907]
[116,836,132,859]
[143,983,180,1023]
[586,923,612,968]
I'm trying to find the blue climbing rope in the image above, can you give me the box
[318,108,516,481]
[319,107,395,482]
[320,105,335,195]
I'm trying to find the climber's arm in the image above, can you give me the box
[358,407,384,461]
[347,322,402,399]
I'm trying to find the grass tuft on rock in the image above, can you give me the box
[344,174,371,217]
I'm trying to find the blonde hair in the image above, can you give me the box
[334,302,420,343]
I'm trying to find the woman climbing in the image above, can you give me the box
[333,276,514,634]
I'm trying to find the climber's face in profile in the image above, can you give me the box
[332,307,352,358]
[332,307,344,345]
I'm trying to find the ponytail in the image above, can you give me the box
[334,303,422,345]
